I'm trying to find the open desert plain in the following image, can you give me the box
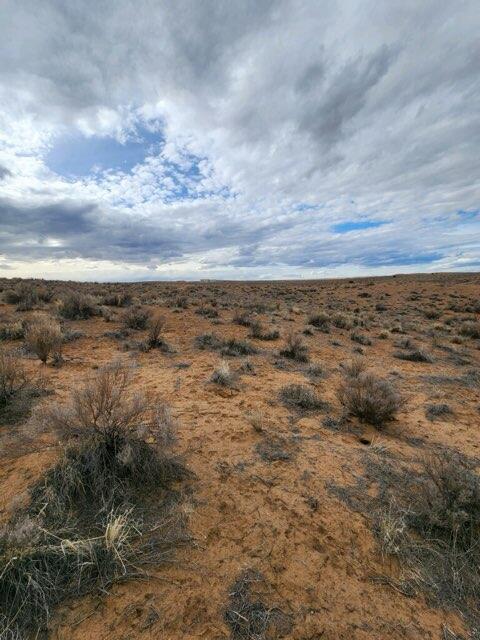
[0,273,479,640]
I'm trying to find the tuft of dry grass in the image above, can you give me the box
[249,320,280,341]
[394,348,433,363]
[279,383,325,411]
[460,321,480,339]
[308,312,330,332]
[122,306,150,330]
[25,315,63,363]
[0,349,29,407]
[59,291,99,320]
[0,509,139,638]
[31,362,186,523]
[409,451,480,550]
[144,313,172,352]
[224,570,292,640]
[337,370,403,427]
[210,360,237,387]
[0,361,189,637]
[0,320,25,341]
[279,332,309,363]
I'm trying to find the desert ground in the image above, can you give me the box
[0,272,479,640]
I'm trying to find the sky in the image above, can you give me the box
[0,0,479,282]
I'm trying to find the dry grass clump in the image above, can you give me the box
[423,307,441,320]
[59,291,99,320]
[460,321,480,339]
[279,383,325,411]
[31,362,185,522]
[122,306,150,330]
[0,348,45,424]
[305,363,325,381]
[3,282,49,310]
[371,451,480,629]
[350,330,372,346]
[147,313,166,345]
[220,338,257,357]
[0,362,187,636]
[249,320,279,341]
[233,311,253,327]
[331,313,354,330]
[340,356,366,378]
[246,410,266,433]
[25,315,63,364]
[279,332,309,363]
[307,312,330,333]
[393,348,433,363]
[425,403,453,421]
[195,305,219,319]
[410,452,480,550]
[210,360,237,387]
[195,334,258,357]
[195,332,223,350]
[0,320,25,341]
[102,292,132,307]
[0,509,138,638]
[143,314,172,352]
[0,349,29,407]
[337,366,403,427]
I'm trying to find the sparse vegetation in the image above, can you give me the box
[308,312,330,332]
[410,451,480,550]
[25,315,63,363]
[350,330,372,346]
[0,320,24,341]
[1,274,480,639]
[279,383,325,410]
[210,360,236,387]
[394,348,432,363]
[337,369,403,427]
[279,331,309,362]
[123,306,150,330]
[425,403,453,421]
[220,338,257,357]
[249,320,279,341]
[59,291,99,320]
[102,292,132,307]
[0,509,138,637]
[460,321,480,339]
[145,313,171,351]
[0,362,187,637]
[0,348,29,407]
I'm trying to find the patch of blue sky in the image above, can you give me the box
[293,202,321,212]
[331,220,387,233]
[45,125,163,178]
[457,209,479,222]
[158,154,235,204]
[363,251,443,267]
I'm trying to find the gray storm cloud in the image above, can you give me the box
[0,0,478,278]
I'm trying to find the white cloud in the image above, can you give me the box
[0,0,479,280]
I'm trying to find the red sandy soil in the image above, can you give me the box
[0,272,479,639]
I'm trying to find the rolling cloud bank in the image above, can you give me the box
[0,1,479,280]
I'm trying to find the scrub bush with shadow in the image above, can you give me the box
[328,447,480,635]
[0,362,189,639]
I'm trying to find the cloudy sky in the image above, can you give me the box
[0,0,479,281]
